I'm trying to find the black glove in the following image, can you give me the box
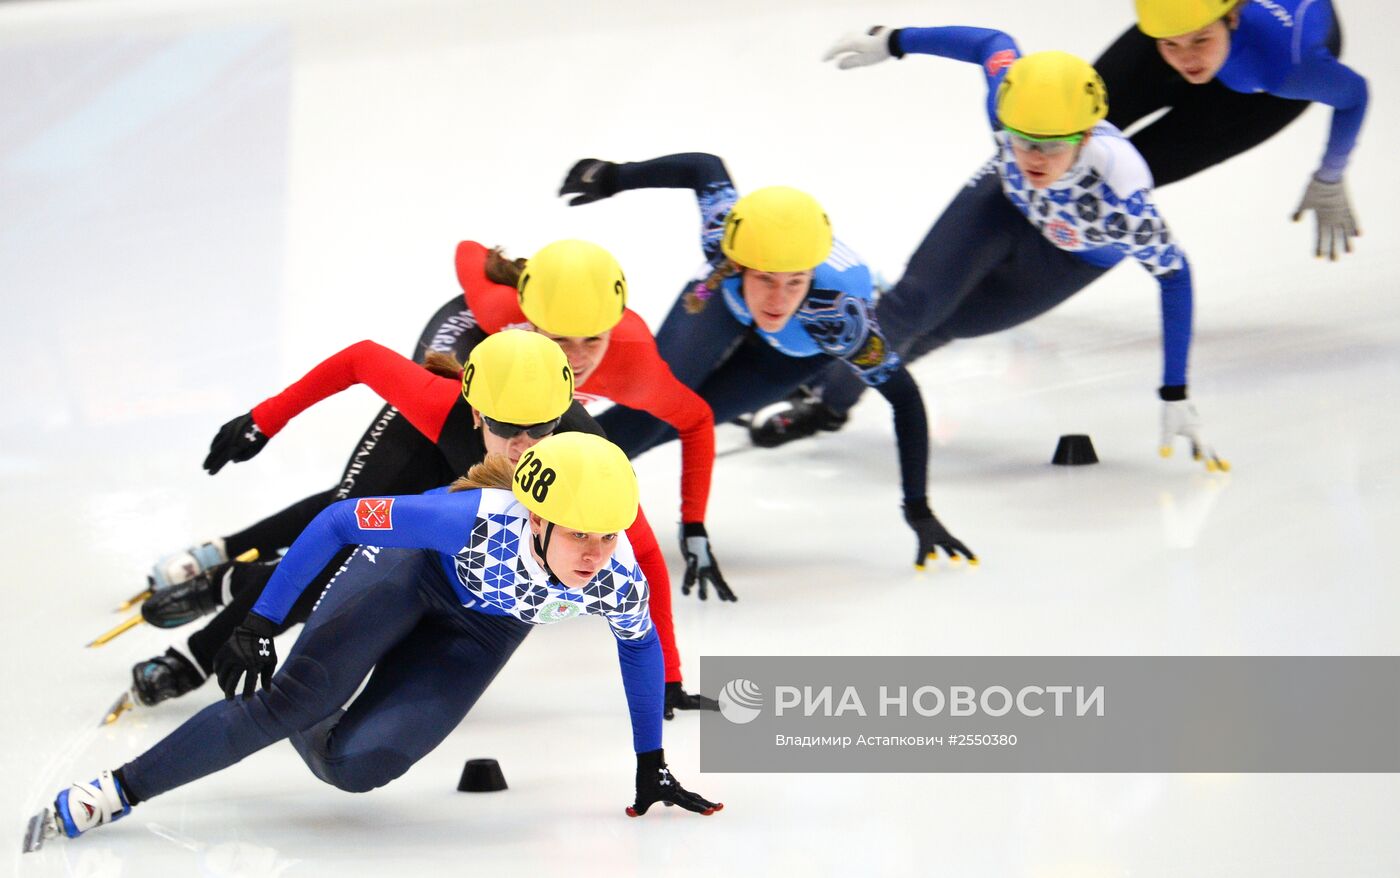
[680,522,736,602]
[903,500,977,569]
[213,612,278,699]
[204,412,270,475]
[626,749,722,817]
[559,158,620,206]
[664,681,720,720]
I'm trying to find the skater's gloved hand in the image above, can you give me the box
[1292,175,1360,261]
[214,612,278,700]
[559,158,620,206]
[822,25,902,69]
[204,412,270,475]
[680,522,736,602]
[627,749,723,817]
[664,681,720,720]
[903,500,977,568]
[1159,390,1229,472]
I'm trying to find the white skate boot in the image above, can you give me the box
[22,770,132,852]
[149,538,228,590]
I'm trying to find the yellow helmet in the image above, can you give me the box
[1136,0,1236,38]
[721,186,833,272]
[462,329,575,425]
[516,239,627,337]
[512,433,638,533]
[996,51,1109,138]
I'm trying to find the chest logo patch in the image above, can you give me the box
[852,333,887,367]
[1046,218,1080,248]
[538,599,581,623]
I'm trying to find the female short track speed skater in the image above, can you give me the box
[201,238,724,599]
[122,330,717,721]
[756,29,1225,471]
[1096,0,1367,259]
[559,155,974,574]
[144,239,719,603]
[123,241,714,713]
[24,433,721,854]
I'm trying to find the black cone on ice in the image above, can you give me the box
[1052,434,1098,466]
[458,758,508,792]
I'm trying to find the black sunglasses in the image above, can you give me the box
[481,415,561,440]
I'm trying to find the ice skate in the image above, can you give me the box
[140,562,229,628]
[749,386,848,448]
[112,546,255,620]
[148,538,228,590]
[130,647,207,708]
[101,645,208,725]
[22,770,131,852]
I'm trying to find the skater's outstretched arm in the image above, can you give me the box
[251,491,483,625]
[560,152,737,264]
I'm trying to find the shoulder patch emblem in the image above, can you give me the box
[355,498,394,530]
[986,49,1017,76]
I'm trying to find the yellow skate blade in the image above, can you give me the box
[101,691,134,727]
[86,614,144,648]
[115,588,154,612]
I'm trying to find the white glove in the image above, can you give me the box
[1160,400,1228,472]
[822,26,896,70]
[1292,176,1360,261]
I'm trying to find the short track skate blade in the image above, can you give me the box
[101,691,134,726]
[115,587,154,612]
[22,809,56,853]
[87,614,144,648]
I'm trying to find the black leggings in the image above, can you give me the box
[1095,20,1342,187]
[183,296,485,671]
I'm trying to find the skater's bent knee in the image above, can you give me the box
[319,750,415,793]
[259,656,337,729]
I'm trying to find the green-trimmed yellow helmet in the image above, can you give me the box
[996,51,1108,138]
[517,239,627,337]
[721,186,833,272]
[512,432,638,533]
[462,329,574,425]
[1136,0,1236,38]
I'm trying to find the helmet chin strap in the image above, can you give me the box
[532,521,562,586]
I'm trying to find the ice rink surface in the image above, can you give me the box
[2,0,1398,874]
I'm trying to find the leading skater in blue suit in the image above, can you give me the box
[25,434,720,853]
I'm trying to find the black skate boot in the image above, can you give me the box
[140,562,230,628]
[130,647,207,707]
[749,386,849,448]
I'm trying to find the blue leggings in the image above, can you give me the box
[120,548,530,800]
[818,171,1109,415]
[597,294,830,454]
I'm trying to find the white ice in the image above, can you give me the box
[2,0,1398,875]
